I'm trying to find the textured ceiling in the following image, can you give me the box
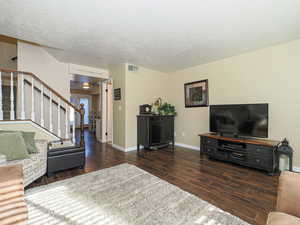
[0,0,300,72]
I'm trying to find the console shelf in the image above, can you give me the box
[199,133,280,175]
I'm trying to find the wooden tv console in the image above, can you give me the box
[199,133,280,175]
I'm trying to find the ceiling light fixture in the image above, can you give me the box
[82,82,90,89]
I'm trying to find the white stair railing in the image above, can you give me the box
[20,73,25,119]
[57,98,61,137]
[0,67,84,146]
[0,72,3,120]
[10,72,15,120]
[65,104,69,139]
[40,84,44,126]
[31,77,35,121]
[49,90,53,132]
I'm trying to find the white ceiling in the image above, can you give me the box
[1,0,300,72]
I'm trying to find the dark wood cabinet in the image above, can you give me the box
[199,133,280,175]
[137,115,174,155]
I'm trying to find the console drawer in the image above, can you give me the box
[214,149,228,160]
[247,144,273,155]
[248,155,273,170]
[202,146,216,155]
[204,137,218,146]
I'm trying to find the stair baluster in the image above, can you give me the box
[65,104,69,139]
[40,84,44,126]
[49,91,53,132]
[20,73,25,119]
[10,72,15,120]
[31,77,35,121]
[57,98,61,137]
[0,72,3,120]
[71,107,75,143]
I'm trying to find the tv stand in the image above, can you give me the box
[220,132,239,138]
[199,133,280,175]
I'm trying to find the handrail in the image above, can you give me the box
[0,67,81,114]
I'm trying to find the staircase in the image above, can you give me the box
[0,67,84,146]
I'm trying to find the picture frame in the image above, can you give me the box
[184,79,209,107]
[114,88,121,101]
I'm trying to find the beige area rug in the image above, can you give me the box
[25,164,249,225]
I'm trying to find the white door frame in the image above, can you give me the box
[100,79,113,143]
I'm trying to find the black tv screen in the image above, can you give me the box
[209,104,268,138]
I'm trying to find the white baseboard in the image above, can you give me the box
[112,144,125,152]
[175,142,200,151]
[97,138,107,143]
[125,146,136,152]
[293,166,300,173]
[113,142,200,152]
[112,144,143,152]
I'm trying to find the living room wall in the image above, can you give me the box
[18,41,70,99]
[125,64,169,149]
[110,63,169,150]
[109,63,127,149]
[167,39,300,167]
[0,41,17,69]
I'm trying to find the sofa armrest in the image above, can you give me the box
[277,171,300,218]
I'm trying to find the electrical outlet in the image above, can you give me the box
[174,132,176,137]
[182,132,185,137]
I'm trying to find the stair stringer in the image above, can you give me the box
[0,120,60,142]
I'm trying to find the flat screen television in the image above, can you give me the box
[209,103,268,138]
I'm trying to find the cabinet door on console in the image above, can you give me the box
[247,144,274,171]
[162,117,174,143]
[137,116,150,147]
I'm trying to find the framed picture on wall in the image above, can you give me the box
[184,79,209,107]
[114,88,121,100]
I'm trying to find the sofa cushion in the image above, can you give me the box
[267,212,300,225]
[0,132,29,161]
[0,130,38,154]
[21,131,38,154]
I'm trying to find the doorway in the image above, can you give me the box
[70,74,102,133]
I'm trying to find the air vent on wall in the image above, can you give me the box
[128,64,138,72]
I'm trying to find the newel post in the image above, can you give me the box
[79,103,85,147]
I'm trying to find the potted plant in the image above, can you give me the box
[158,103,177,116]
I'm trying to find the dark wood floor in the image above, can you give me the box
[29,130,279,225]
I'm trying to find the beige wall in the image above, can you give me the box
[0,41,17,69]
[110,63,126,148]
[17,41,70,99]
[125,65,169,148]
[168,39,300,166]
[110,63,169,149]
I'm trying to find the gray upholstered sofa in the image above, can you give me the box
[0,140,48,187]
